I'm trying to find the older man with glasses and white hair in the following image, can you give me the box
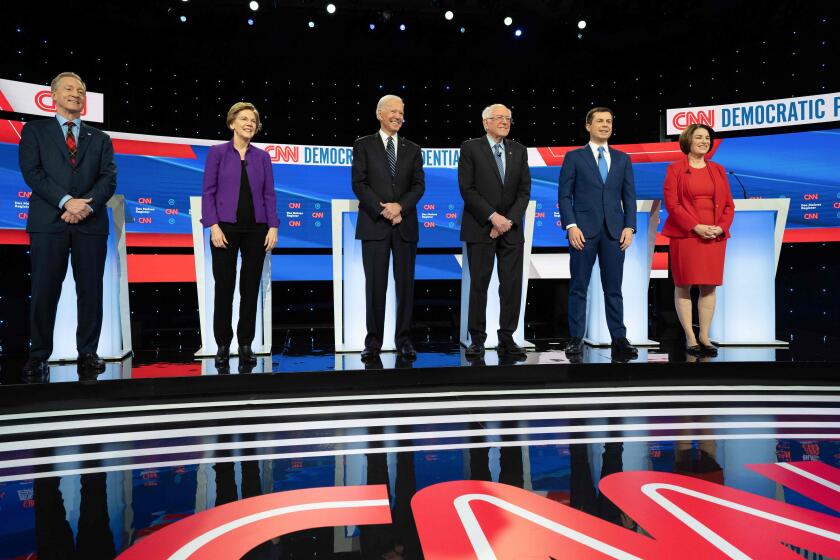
[458,103,531,360]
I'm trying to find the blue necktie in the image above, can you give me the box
[493,143,505,181]
[386,136,396,177]
[597,146,608,183]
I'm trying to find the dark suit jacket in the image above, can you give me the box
[661,157,735,240]
[19,117,117,235]
[557,145,636,240]
[458,137,531,244]
[351,133,425,242]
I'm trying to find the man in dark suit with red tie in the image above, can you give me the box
[558,107,637,360]
[351,95,425,362]
[18,72,117,379]
[458,104,531,359]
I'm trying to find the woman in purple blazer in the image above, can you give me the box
[201,102,279,369]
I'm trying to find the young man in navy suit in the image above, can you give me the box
[558,107,638,359]
[18,72,117,379]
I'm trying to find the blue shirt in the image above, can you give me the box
[55,115,85,211]
[486,135,506,177]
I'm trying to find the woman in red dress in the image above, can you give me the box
[661,124,735,356]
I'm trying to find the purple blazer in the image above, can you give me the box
[201,141,280,228]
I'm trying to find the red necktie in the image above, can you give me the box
[66,121,77,166]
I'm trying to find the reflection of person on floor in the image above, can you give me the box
[34,473,116,559]
[360,450,421,559]
[674,440,723,484]
[213,460,280,559]
[570,442,626,527]
[469,445,525,488]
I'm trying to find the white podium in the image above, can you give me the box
[709,198,789,346]
[49,195,132,362]
[191,196,272,357]
[584,200,660,346]
[459,201,537,350]
[331,199,397,353]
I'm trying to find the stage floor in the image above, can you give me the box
[0,333,839,558]
[0,329,837,384]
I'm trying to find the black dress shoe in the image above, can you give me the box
[398,341,417,360]
[699,342,718,357]
[611,337,638,359]
[497,340,527,358]
[215,345,230,368]
[564,337,584,355]
[464,343,485,358]
[360,347,380,363]
[686,344,704,356]
[238,345,257,365]
[22,358,49,382]
[78,353,106,373]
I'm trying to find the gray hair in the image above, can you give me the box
[482,104,511,120]
[375,94,404,117]
[50,71,86,93]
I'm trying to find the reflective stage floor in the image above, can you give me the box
[0,334,839,558]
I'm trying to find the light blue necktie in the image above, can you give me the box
[493,143,505,180]
[386,136,396,177]
[597,146,608,183]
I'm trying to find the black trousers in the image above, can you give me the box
[210,225,267,348]
[29,230,108,361]
[361,228,417,350]
[466,237,524,345]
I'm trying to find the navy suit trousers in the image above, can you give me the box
[568,226,626,340]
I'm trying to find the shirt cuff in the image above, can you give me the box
[58,194,72,210]
[565,223,577,230]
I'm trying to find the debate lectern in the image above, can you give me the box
[709,198,789,345]
[49,195,132,362]
[331,199,397,352]
[191,196,273,357]
[459,200,537,350]
[583,200,660,346]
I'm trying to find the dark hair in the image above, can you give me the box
[678,124,715,155]
[585,106,614,124]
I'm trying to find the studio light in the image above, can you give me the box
[369,23,375,30]
[326,3,336,14]
[248,18,254,26]
[180,15,187,22]
[249,1,259,11]
[578,20,587,29]
[444,11,454,21]
[514,28,523,37]
[399,23,406,31]
[308,21,315,28]
[504,17,513,26]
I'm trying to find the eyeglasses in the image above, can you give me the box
[485,115,513,123]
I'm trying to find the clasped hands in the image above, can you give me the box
[61,198,93,224]
[489,212,513,239]
[567,226,635,251]
[210,224,278,252]
[380,202,402,225]
[693,224,724,240]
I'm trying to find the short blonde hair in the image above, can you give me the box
[50,72,86,93]
[226,102,263,132]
